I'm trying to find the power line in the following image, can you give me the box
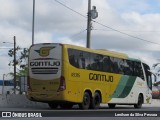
[70,29,86,38]
[54,0,87,39]
[54,0,86,18]
[54,0,160,46]
[93,29,160,33]
[92,20,160,46]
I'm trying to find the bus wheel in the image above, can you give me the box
[134,94,143,108]
[79,92,91,110]
[60,103,73,109]
[108,103,116,108]
[90,92,101,109]
[48,102,58,109]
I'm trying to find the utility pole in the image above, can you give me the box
[86,0,91,48]
[32,0,35,45]
[86,0,98,48]
[13,36,16,94]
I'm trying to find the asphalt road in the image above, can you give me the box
[0,103,160,120]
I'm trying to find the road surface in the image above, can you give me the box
[0,102,160,120]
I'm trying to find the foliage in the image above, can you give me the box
[8,46,28,79]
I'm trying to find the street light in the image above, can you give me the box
[3,36,16,94]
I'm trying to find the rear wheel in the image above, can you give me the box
[90,92,101,109]
[79,92,91,110]
[134,94,143,108]
[48,103,58,109]
[108,104,116,108]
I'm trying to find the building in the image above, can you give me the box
[0,80,14,94]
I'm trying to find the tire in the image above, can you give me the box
[90,92,101,109]
[134,94,143,108]
[108,103,116,108]
[48,102,58,109]
[60,103,73,109]
[79,92,91,110]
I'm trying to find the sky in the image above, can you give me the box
[1,0,160,79]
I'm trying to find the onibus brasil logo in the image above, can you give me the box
[35,47,55,57]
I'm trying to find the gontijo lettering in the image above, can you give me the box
[89,73,113,82]
[30,61,60,66]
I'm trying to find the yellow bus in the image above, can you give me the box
[27,43,153,109]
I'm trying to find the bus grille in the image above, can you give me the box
[31,68,58,74]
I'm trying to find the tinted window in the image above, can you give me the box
[102,56,112,72]
[143,63,152,89]
[68,49,79,68]
[68,48,145,79]
[89,54,103,71]
[68,49,90,69]
[133,62,144,79]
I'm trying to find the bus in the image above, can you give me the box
[27,43,153,109]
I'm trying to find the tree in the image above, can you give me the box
[8,46,28,80]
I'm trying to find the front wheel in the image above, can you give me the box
[79,92,91,110]
[134,94,143,108]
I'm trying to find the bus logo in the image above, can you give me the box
[35,47,55,57]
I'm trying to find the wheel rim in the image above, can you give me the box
[84,95,90,106]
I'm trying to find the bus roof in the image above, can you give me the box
[62,44,141,61]
[30,43,141,62]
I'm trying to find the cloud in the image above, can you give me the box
[1,0,160,79]
[0,56,13,79]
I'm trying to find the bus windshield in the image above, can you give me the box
[143,63,152,90]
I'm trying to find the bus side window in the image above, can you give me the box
[133,62,144,80]
[89,53,103,71]
[126,60,134,76]
[117,59,124,74]
[68,49,76,67]
[102,56,112,72]
[68,49,80,68]
[83,52,90,70]
[112,58,120,74]
[77,52,86,69]
[123,60,133,76]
